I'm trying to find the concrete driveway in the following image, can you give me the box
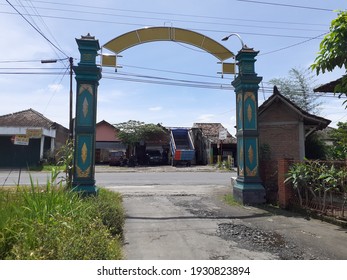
[108,182,347,260]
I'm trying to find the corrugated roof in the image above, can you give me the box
[0,108,57,128]
[193,123,236,144]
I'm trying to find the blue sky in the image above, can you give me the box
[1,0,347,134]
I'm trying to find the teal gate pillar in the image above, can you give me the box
[72,34,102,195]
[232,47,265,204]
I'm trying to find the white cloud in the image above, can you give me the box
[149,106,163,111]
[48,84,64,93]
[196,114,215,123]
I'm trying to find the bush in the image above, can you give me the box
[0,184,124,260]
[285,160,347,214]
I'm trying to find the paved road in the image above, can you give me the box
[0,166,233,187]
[94,168,347,260]
[116,183,347,260]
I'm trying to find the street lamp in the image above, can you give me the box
[221,33,246,49]
[41,57,74,140]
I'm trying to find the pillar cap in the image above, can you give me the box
[80,33,96,40]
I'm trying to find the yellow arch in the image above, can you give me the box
[102,27,234,62]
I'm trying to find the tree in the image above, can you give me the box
[269,67,321,114]
[305,132,328,160]
[114,120,168,155]
[327,122,347,160]
[311,10,347,96]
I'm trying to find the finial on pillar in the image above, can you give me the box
[81,33,96,40]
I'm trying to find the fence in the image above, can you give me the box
[290,190,346,219]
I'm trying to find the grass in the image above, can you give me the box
[0,178,124,260]
[223,193,241,206]
[28,165,66,172]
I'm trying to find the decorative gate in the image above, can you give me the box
[72,28,265,204]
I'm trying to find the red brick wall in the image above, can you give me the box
[258,99,302,206]
[259,124,300,161]
[277,159,294,208]
[259,100,301,161]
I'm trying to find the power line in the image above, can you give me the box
[23,0,329,26]
[1,10,325,41]
[0,67,67,70]
[259,32,328,56]
[103,71,234,89]
[0,59,44,63]
[120,63,233,81]
[4,2,327,33]
[0,72,69,75]
[111,71,231,86]
[236,0,333,12]
[22,0,67,61]
[5,0,69,58]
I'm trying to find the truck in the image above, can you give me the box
[170,128,195,166]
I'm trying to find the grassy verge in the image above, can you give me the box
[0,182,124,260]
[223,193,241,206]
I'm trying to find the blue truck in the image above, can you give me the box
[170,128,195,166]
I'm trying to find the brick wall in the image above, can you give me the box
[277,159,295,208]
[258,99,302,206]
[259,124,300,161]
[259,99,302,161]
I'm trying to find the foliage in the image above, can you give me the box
[0,178,124,260]
[311,10,347,99]
[285,160,347,214]
[217,159,233,170]
[269,67,321,114]
[326,122,347,160]
[56,139,74,188]
[305,132,328,160]
[311,11,347,75]
[114,120,168,155]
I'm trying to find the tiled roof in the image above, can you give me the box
[0,108,57,129]
[193,123,236,144]
[259,86,331,132]
[314,77,343,93]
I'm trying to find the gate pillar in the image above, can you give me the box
[232,47,265,204]
[72,34,102,195]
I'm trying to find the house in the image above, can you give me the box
[258,86,331,161]
[314,76,345,93]
[193,123,237,165]
[95,120,126,164]
[0,109,69,168]
[258,86,331,202]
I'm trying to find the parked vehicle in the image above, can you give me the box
[146,150,163,165]
[109,150,125,166]
[170,128,195,166]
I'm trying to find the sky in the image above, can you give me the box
[1,0,347,135]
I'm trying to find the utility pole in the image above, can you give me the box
[42,57,74,187]
[69,57,73,140]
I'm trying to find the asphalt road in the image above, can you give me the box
[0,166,233,187]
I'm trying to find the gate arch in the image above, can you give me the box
[102,27,234,62]
[72,28,265,204]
